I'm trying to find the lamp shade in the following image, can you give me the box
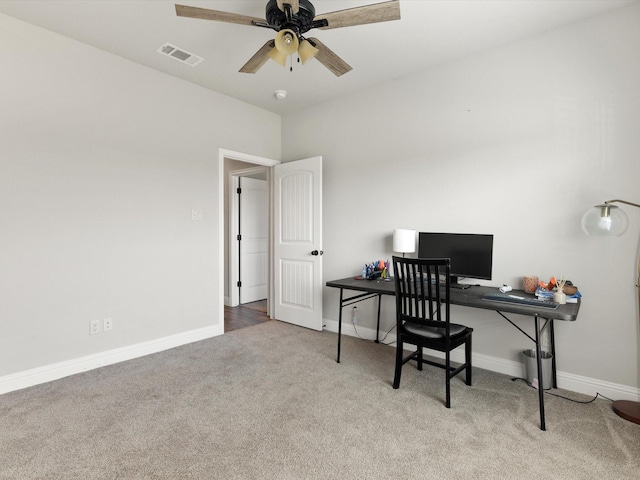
[267,47,288,66]
[298,39,319,64]
[274,29,299,55]
[393,229,416,253]
[581,204,629,236]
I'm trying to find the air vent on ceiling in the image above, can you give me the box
[157,43,204,67]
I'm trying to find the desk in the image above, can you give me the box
[326,277,580,431]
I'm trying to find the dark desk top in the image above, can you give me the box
[326,277,580,322]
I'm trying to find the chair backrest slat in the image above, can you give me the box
[393,256,451,335]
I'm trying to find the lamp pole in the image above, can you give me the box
[604,199,640,209]
[583,199,640,424]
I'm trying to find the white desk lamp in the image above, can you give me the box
[582,199,640,424]
[393,229,416,257]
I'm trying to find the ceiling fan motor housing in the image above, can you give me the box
[266,0,316,35]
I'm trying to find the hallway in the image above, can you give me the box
[224,300,269,332]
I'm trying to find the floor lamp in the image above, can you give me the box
[582,199,640,424]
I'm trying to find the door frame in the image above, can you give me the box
[219,149,279,331]
[228,166,269,308]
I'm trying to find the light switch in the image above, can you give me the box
[191,209,203,221]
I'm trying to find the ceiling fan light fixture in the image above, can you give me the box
[267,46,288,66]
[274,29,299,55]
[298,39,319,64]
[175,0,401,76]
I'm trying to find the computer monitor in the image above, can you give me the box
[418,232,493,289]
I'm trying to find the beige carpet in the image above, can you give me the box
[1,320,639,479]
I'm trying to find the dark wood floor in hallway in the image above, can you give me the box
[224,299,270,332]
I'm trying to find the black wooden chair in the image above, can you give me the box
[392,256,473,407]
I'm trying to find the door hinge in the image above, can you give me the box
[237,281,241,287]
[237,187,241,194]
[237,234,241,241]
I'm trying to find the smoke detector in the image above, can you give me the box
[274,90,288,100]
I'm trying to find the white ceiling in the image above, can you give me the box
[1,0,637,114]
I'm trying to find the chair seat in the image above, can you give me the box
[404,322,469,339]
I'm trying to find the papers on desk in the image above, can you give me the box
[535,287,581,303]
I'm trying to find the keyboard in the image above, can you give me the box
[482,293,559,309]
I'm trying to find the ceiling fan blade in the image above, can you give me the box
[175,4,264,26]
[308,38,352,77]
[316,0,401,30]
[276,0,300,15]
[239,40,276,74]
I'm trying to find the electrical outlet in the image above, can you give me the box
[104,317,113,332]
[90,319,100,335]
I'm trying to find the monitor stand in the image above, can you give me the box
[449,276,472,289]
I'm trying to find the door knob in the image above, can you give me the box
[311,250,324,256]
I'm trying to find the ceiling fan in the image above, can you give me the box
[175,0,401,77]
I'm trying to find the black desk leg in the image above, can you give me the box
[375,294,382,343]
[535,314,546,431]
[550,319,558,388]
[336,288,344,363]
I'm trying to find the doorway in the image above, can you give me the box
[218,150,324,334]
[219,149,279,333]
[224,300,269,332]
[229,168,268,306]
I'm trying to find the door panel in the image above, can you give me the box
[239,177,268,304]
[274,157,323,331]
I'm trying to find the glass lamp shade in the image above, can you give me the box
[393,229,416,253]
[274,29,299,55]
[267,47,288,66]
[298,39,319,64]
[581,204,629,236]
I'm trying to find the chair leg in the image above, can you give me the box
[417,345,423,371]
[465,336,473,386]
[445,350,451,408]
[393,339,403,389]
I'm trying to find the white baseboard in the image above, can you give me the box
[323,318,640,402]
[4,319,638,403]
[0,325,223,395]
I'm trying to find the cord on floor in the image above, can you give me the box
[379,323,397,345]
[350,318,397,344]
[511,377,614,403]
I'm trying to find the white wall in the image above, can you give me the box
[0,14,280,384]
[282,4,640,393]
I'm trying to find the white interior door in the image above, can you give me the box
[239,177,268,304]
[274,156,323,331]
